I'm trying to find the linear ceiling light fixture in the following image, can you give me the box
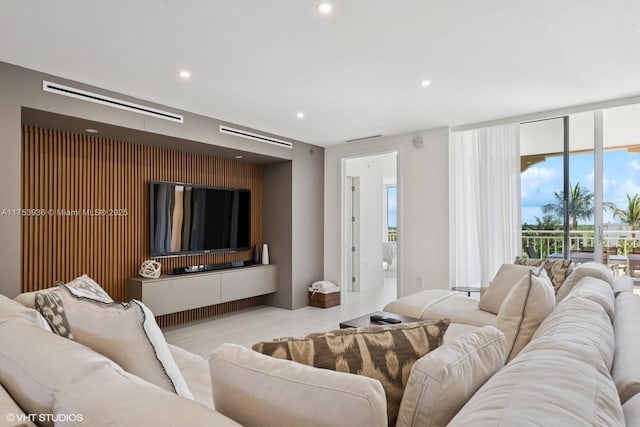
[42,80,184,124]
[219,125,293,149]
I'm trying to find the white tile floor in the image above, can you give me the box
[164,278,398,357]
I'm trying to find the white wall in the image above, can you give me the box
[324,127,450,298]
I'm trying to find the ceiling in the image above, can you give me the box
[1,1,640,146]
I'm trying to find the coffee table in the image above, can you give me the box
[451,286,481,297]
[339,311,422,329]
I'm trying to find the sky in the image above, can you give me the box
[387,186,397,227]
[521,149,640,225]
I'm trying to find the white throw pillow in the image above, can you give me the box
[209,343,388,427]
[479,264,540,315]
[15,274,114,309]
[38,284,192,399]
[396,326,506,427]
[556,261,614,304]
[496,268,555,362]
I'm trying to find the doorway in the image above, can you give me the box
[343,152,398,304]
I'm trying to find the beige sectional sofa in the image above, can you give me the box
[384,262,640,426]
[0,293,240,427]
[1,261,639,426]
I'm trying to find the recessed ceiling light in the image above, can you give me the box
[85,128,98,134]
[178,70,191,79]
[318,3,332,14]
[235,155,243,159]
[420,80,431,88]
[296,112,305,119]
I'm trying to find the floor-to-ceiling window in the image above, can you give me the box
[521,104,640,278]
[520,117,567,258]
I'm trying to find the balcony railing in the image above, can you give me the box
[521,229,640,258]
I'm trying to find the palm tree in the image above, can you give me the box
[533,214,561,230]
[614,194,640,237]
[542,182,616,230]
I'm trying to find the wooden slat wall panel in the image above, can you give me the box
[155,296,264,328]
[21,126,263,325]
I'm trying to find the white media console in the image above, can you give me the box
[126,264,277,316]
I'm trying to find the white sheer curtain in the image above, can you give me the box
[450,123,521,287]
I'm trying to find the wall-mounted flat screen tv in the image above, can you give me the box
[149,181,250,257]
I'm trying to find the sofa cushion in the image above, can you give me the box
[396,326,506,427]
[418,295,497,327]
[479,264,540,315]
[52,365,239,427]
[531,295,614,371]
[0,294,51,331]
[624,393,640,427]
[385,291,497,327]
[384,290,459,319]
[447,339,625,427]
[0,321,118,427]
[612,292,640,404]
[210,343,388,427]
[168,344,213,408]
[496,268,555,362]
[0,384,37,426]
[613,275,634,296]
[443,323,481,344]
[252,320,449,426]
[569,276,615,320]
[514,257,574,293]
[42,284,192,399]
[556,261,614,303]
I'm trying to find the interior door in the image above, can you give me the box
[346,176,360,291]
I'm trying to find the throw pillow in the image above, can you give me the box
[496,268,555,362]
[61,274,114,302]
[479,264,540,315]
[556,261,615,304]
[34,274,115,339]
[15,274,114,309]
[514,257,574,294]
[252,320,450,426]
[36,283,193,399]
[396,326,506,427]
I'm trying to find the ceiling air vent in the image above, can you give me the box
[219,125,292,149]
[42,80,184,124]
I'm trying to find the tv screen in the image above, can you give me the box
[149,181,250,256]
